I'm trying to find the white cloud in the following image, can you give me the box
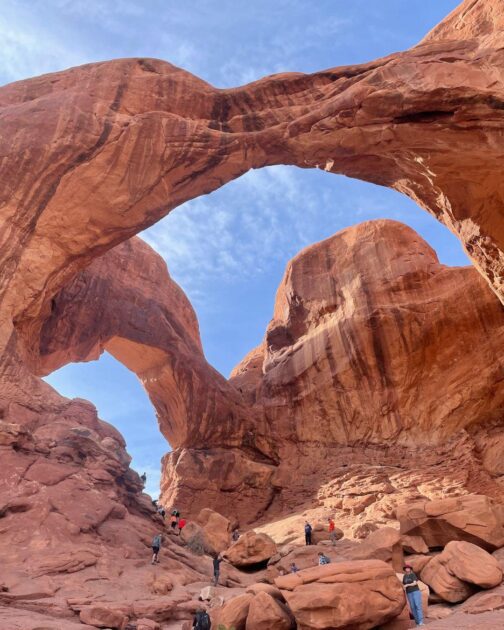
[0,7,87,83]
[141,165,350,309]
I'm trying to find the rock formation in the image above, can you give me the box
[0,0,504,626]
[164,220,504,522]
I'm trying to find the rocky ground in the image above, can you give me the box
[0,0,503,628]
[1,491,504,629]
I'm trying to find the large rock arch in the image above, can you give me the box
[0,0,503,522]
[0,0,503,364]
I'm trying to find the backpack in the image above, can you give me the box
[194,610,211,630]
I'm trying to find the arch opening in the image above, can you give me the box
[44,351,164,499]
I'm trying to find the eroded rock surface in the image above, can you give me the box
[0,1,504,627]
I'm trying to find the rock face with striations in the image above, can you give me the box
[164,220,504,522]
[0,3,503,625]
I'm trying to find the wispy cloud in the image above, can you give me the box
[141,166,340,307]
[0,5,86,83]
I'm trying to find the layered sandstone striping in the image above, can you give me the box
[166,220,504,522]
[0,2,504,626]
[1,0,504,390]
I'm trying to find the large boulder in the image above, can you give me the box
[211,593,253,630]
[196,508,232,555]
[275,559,405,629]
[397,495,504,551]
[401,535,429,555]
[351,527,404,572]
[245,591,294,630]
[79,605,127,629]
[225,531,277,568]
[181,508,232,556]
[420,541,503,603]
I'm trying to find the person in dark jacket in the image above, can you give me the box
[402,564,424,626]
[304,521,313,545]
[192,606,211,629]
[151,533,163,564]
[213,553,223,586]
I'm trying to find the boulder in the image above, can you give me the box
[440,541,503,589]
[276,559,405,629]
[352,522,378,540]
[403,554,432,574]
[211,593,253,630]
[351,527,404,572]
[401,535,429,555]
[196,508,232,554]
[245,582,286,602]
[137,620,160,630]
[225,531,277,568]
[420,541,502,604]
[245,591,294,630]
[79,605,127,629]
[397,495,504,551]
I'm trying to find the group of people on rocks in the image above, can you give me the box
[149,500,424,628]
[304,516,338,546]
[149,506,187,564]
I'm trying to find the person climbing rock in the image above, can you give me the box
[157,505,166,519]
[231,529,240,542]
[170,511,179,530]
[192,606,211,629]
[328,516,337,545]
[318,551,331,565]
[140,472,147,485]
[304,520,313,545]
[403,564,424,626]
[290,562,299,573]
[151,533,163,564]
[213,553,223,586]
[178,516,187,535]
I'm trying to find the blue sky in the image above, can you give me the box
[2,0,466,498]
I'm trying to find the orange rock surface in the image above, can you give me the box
[276,560,405,629]
[0,1,503,627]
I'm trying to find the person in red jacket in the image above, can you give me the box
[178,517,187,536]
[328,517,337,545]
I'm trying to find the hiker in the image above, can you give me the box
[140,472,147,485]
[178,516,187,535]
[318,551,331,566]
[213,553,223,586]
[403,564,424,626]
[231,529,240,542]
[290,562,299,573]
[304,521,313,545]
[328,517,337,545]
[158,505,166,519]
[151,533,163,564]
[192,606,211,629]
[170,512,179,530]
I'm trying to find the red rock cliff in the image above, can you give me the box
[163,220,504,522]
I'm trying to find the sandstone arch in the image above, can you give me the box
[0,0,503,523]
[0,0,503,369]
[35,237,271,458]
